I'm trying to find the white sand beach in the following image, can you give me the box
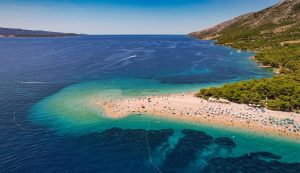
[97,92,300,140]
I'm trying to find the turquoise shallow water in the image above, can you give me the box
[30,78,225,134]
[30,78,300,163]
[1,35,298,172]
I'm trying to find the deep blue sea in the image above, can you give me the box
[0,35,299,173]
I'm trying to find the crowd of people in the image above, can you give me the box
[101,92,300,139]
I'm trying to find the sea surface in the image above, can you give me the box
[0,35,299,173]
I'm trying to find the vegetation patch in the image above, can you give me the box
[195,1,300,112]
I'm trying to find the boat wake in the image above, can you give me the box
[101,55,138,70]
[120,55,137,61]
[17,81,49,84]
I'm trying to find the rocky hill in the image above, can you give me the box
[190,0,300,46]
[192,0,300,112]
[0,27,78,37]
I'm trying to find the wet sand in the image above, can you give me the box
[97,92,300,141]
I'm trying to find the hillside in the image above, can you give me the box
[191,0,300,111]
[0,27,78,37]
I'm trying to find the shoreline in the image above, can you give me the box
[193,36,281,75]
[250,56,281,74]
[97,92,300,141]
[190,36,281,74]
[95,39,293,141]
